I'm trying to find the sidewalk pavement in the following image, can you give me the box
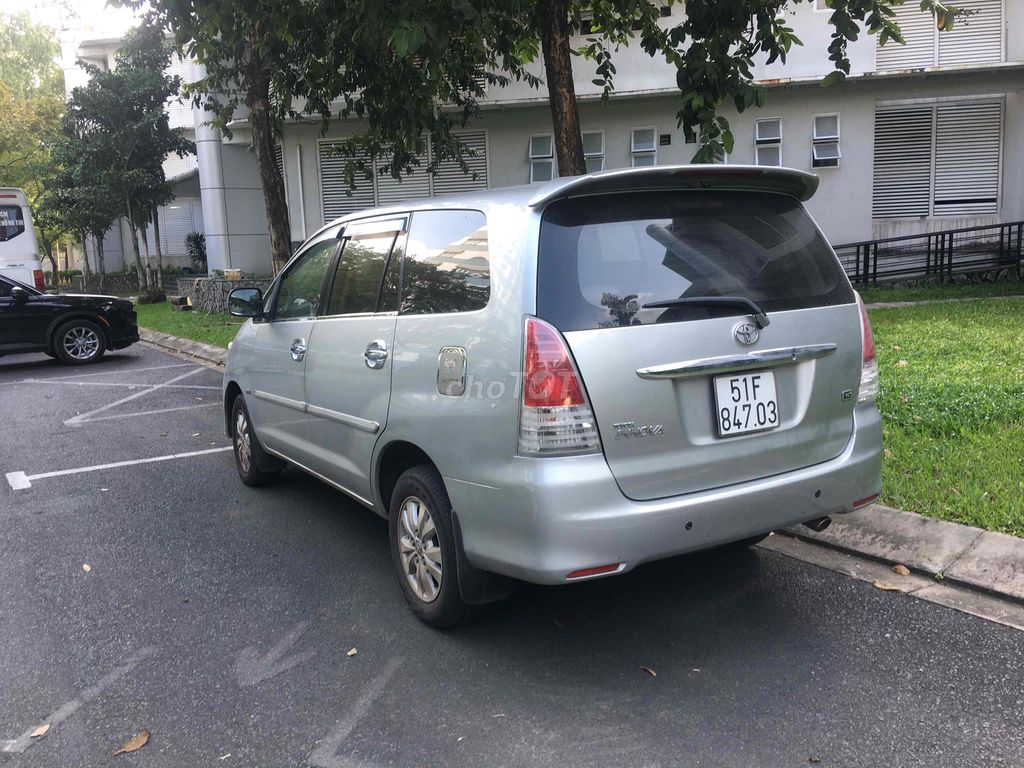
[783,504,1024,603]
[139,326,1024,606]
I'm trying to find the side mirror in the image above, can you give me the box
[228,287,263,318]
[11,286,29,304]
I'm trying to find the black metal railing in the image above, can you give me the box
[833,221,1024,285]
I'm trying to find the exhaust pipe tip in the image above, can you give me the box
[803,516,832,533]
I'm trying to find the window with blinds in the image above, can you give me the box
[872,101,1002,219]
[318,131,488,223]
[875,0,1003,71]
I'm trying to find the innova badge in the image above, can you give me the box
[733,322,759,346]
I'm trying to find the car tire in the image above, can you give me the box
[230,394,282,487]
[53,319,106,365]
[389,465,473,629]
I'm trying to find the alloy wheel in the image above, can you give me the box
[235,410,252,474]
[62,326,100,361]
[398,495,443,603]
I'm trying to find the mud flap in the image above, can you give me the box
[451,511,514,605]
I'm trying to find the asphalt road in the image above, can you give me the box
[1,344,1022,768]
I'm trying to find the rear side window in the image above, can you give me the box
[401,210,489,314]
[0,206,26,242]
[537,191,855,331]
[326,230,398,315]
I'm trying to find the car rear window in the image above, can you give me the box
[0,206,26,242]
[537,191,855,331]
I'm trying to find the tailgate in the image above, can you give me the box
[536,188,861,500]
[564,306,861,500]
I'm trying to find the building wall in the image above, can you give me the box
[277,66,1022,248]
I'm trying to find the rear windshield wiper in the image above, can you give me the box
[641,296,770,329]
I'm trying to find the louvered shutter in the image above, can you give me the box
[872,107,933,218]
[163,153,197,179]
[319,141,374,223]
[933,102,1001,216]
[876,4,935,70]
[273,145,285,180]
[159,198,204,257]
[938,0,1003,66]
[431,130,488,196]
[375,146,432,205]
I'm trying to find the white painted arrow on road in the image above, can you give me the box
[234,620,316,687]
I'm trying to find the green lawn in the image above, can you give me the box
[135,301,242,349]
[860,279,1024,305]
[869,298,1024,536]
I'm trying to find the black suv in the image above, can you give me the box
[0,275,139,364]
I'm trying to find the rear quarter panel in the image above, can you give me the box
[376,202,539,502]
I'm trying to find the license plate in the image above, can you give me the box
[713,370,780,437]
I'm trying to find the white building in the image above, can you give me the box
[64,0,1024,275]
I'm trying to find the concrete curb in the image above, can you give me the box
[139,327,227,366]
[781,505,1024,604]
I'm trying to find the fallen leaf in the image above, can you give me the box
[346,648,358,657]
[113,729,150,755]
[896,359,908,368]
[640,666,657,677]
[191,432,201,437]
[891,564,910,577]
[883,449,893,459]
[872,580,904,592]
[82,563,92,573]
[30,724,50,738]
[809,758,821,765]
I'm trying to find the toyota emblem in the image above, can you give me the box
[733,322,759,345]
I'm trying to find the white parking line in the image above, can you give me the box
[63,402,220,424]
[22,378,220,391]
[26,362,197,382]
[64,367,206,426]
[6,446,232,490]
[1,647,158,754]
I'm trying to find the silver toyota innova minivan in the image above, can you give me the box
[224,165,882,627]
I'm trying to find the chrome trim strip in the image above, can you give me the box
[261,444,376,510]
[306,403,380,434]
[252,389,307,412]
[636,343,838,380]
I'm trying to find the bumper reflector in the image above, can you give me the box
[853,493,880,509]
[566,563,623,580]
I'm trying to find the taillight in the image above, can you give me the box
[33,269,45,291]
[856,293,878,405]
[518,317,601,456]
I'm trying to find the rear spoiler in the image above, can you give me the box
[527,165,819,208]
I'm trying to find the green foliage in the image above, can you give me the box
[870,299,1024,535]
[0,12,67,255]
[186,231,207,272]
[47,21,195,281]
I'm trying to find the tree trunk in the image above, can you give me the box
[537,0,586,177]
[152,207,164,289]
[80,230,91,276]
[139,225,154,289]
[96,237,106,293]
[124,208,148,291]
[245,20,292,275]
[40,233,58,288]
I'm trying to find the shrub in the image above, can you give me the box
[186,232,207,273]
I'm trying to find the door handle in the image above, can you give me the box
[364,339,388,369]
[290,337,307,362]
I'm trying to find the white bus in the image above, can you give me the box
[0,188,45,290]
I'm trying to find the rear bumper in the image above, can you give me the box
[444,405,882,585]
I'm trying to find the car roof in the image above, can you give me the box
[315,165,819,240]
[0,188,29,206]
